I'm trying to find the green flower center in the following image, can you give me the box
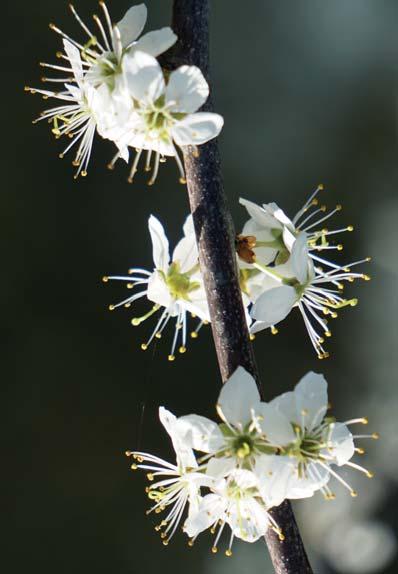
[163,262,200,301]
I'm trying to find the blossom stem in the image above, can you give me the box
[164,1,313,572]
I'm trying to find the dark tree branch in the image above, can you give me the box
[165,1,313,572]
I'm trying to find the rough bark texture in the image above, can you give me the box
[165,1,313,572]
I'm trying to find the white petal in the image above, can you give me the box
[183,289,210,322]
[206,456,237,479]
[146,271,172,309]
[63,39,84,86]
[183,493,225,537]
[255,403,296,446]
[228,498,270,542]
[116,4,147,48]
[264,203,294,230]
[249,320,268,335]
[172,112,223,146]
[217,366,260,427]
[255,455,296,506]
[251,285,297,327]
[328,423,355,466]
[148,215,170,272]
[294,371,328,430]
[175,414,224,453]
[132,27,177,57]
[123,50,165,103]
[158,407,197,470]
[291,232,310,283]
[166,66,209,113]
[172,215,198,272]
[269,391,298,426]
[240,198,282,230]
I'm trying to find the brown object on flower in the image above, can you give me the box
[235,234,257,264]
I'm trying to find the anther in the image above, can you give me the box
[155,332,162,339]
[179,346,186,354]
[188,539,194,547]
[102,276,109,283]
[325,330,332,337]
[108,304,115,311]
[337,244,343,251]
[211,547,218,554]
[320,205,327,212]
[190,332,198,339]
[130,463,137,470]
[225,549,233,557]
[347,225,354,231]
[366,471,374,478]
[336,204,342,211]
[168,355,175,362]
[179,177,187,185]
[355,447,365,455]
[249,334,256,341]
[162,539,169,546]
[147,473,154,481]
[318,183,324,190]
[350,490,358,497]
[141,343,148,351]
[372,432,380,439]
[125,451,133,457]
[271,326,279,335]
[362,274,371,281]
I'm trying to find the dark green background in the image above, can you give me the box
[8,1,398,573]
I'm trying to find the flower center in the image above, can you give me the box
[140,95,186,142]
[164,262,200,301]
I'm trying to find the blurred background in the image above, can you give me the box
[7,0,398,572]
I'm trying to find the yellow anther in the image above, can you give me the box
[130,463,137,470]
[320,205,327,212]
[337,244,343,251]
[190,331,198,339]
[162,539,169,546]
[271,326,279,335]
[366,256,372,262]
[108,304,115,311]
[81,171,87,177]
[350,299,358,307]
[312,199,319,206]
[355,447,365,455]
[301,409,308,416]
[179,177,187,185]
[361,418,369,425]
[59,153,64,159]
[366,471,374,478]
[362,274,371,281]
[102,276,109,283]
[56,51,63,58]
[319,337,325,344]
[179,346,187,354]
[168,355,175,362]
[211,546,218,554]
[188,539,194,547]
[124,303,131,309]
[125,451,133,457]
[249,333,256,341]
[279,533,285,541]
[347,225,354,231]
[155,332,162,339]
[322,228,328,234]
[72,160,80,167]
[318,183,324,190]
[325,330,332,337]
[372,432,380,440]
[336,204,342,211]
[127,283,134,289]
[147,473,154,481]
[225,549,233,557]
[350,490,358,498]
[159,157,167,163]
[131,318,141,326]
[191,313,197,318]
[141,343,148,351]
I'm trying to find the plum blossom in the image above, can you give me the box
[109,50,224,185]
[103,214,209,360]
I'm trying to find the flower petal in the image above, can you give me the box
[327,422,355,466]
[269,390,298,426]
[183,493,226,538]
[228,498,270,542]
[240,198,282,230]
[206,456,237,479]
[255,403,296,446]
[175,414,224,453]
[158,407,197,469]
[251,285,297,327]
[63,39,84,86]
[148,215,170,272]
[146,271,172,309]
[291,232,310,283]
[172,112,223,147]
[172,215,198,273]
[132,27,177,57]
[123,50,165,103]
[116,4,147,48]
[294,371,328,430]
[166,66,209,113]
[217,366,261,427]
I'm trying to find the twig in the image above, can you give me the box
[164,1,314,572]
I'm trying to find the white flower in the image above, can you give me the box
[26,3,176,177]
[127,407,213,545]
[176,367,283,484]
[103,214,210,360]
[238,187,370,358]
[26,40,106,178]
[184,469,282,554]
[258,372,375,500]
[48,3,176,91]
[112,50,224,185]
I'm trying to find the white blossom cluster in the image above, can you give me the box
[127,366,377,554]
[25,3,223,182]
[104,186,368,360]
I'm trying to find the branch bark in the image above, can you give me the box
[165,1,313,572]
